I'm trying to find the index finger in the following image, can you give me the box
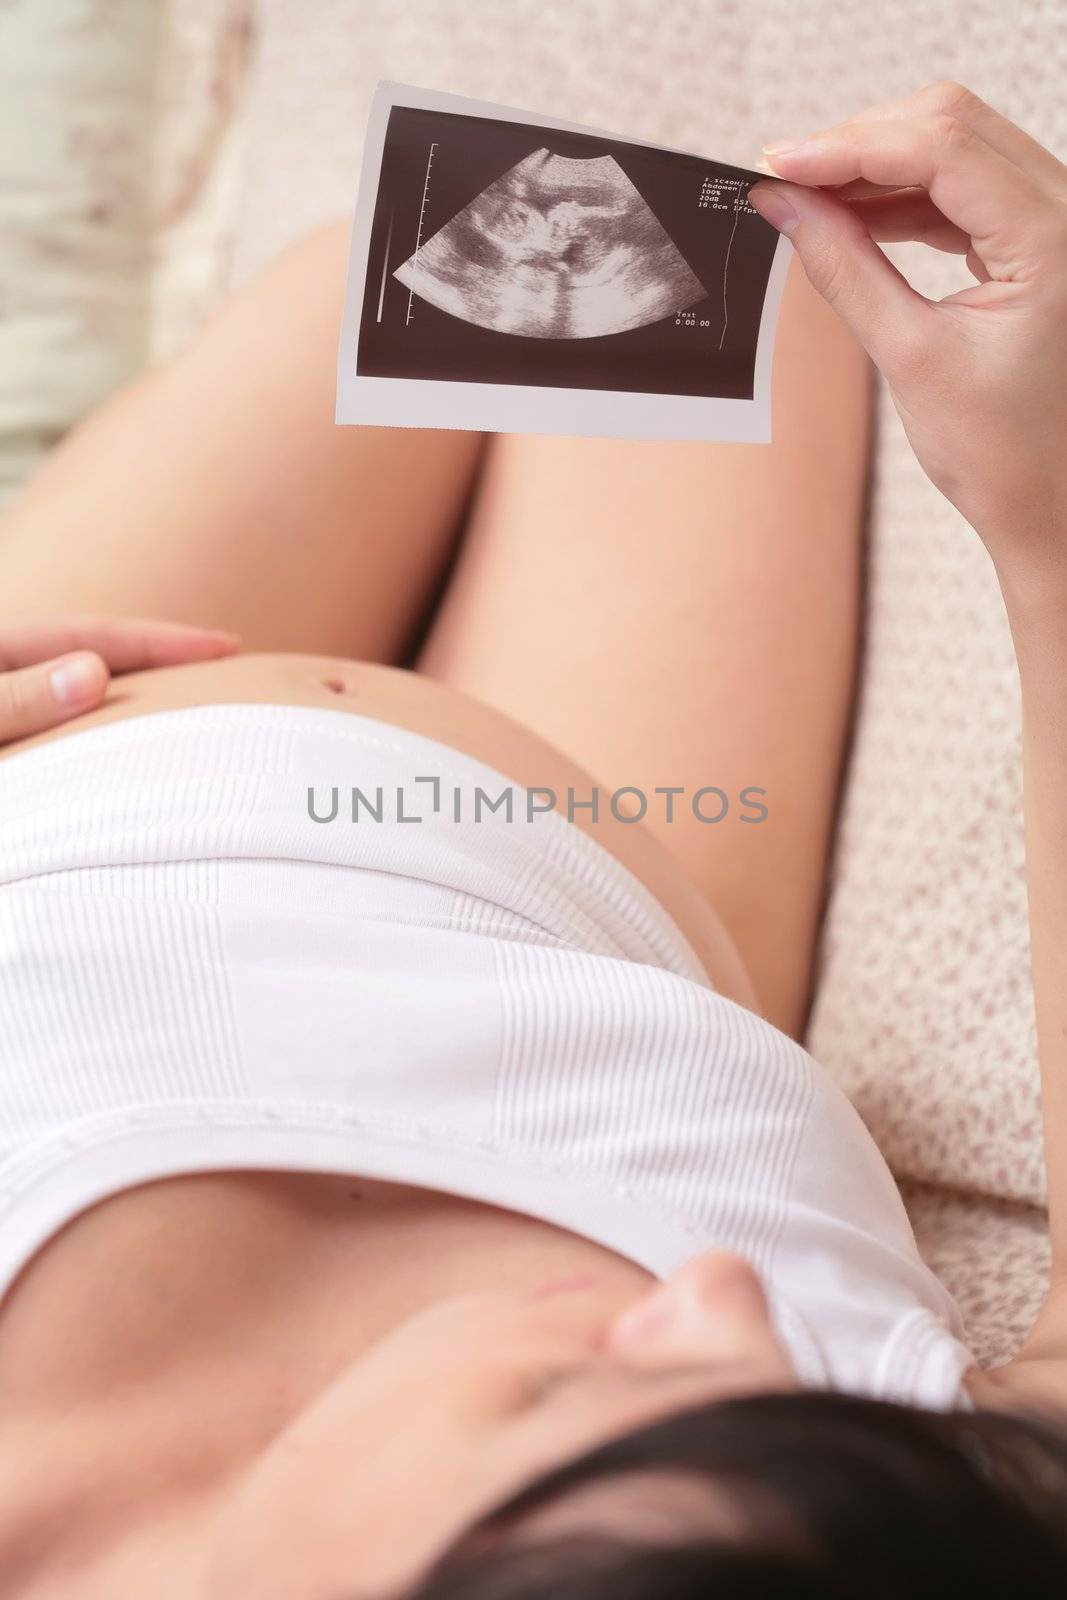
[0,615,239,673]
[826,80,1067,199]
[759,113,1063,284]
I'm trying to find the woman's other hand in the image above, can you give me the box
[0,617,239,746]
[748,80,1067,594]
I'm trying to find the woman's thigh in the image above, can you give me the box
[417,256,874,1039]
[1,651,758,1009]
[0,221,486,662]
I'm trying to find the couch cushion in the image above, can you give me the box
[0,0,254,512]
[0,0,160,508]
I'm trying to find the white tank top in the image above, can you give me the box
[0,704,975,1407]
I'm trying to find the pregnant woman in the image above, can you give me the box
[1,80,1067,1600]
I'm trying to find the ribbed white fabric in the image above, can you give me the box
[0,704,975,1406]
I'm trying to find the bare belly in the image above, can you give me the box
[0,651,755,1393]
[2,649,755,1000]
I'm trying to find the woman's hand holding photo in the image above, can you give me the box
[749,79,1067,608]
[0,616,239,746]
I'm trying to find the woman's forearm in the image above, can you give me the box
[753,79,1067,1338]
[999,558,1067,1275]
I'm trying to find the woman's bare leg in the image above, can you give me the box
[0,221,485,661]
[418,257,873,1040]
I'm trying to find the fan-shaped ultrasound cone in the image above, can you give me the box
[393,149,708,339]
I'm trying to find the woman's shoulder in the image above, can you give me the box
[964,1357,1067,1414]
[964,1282,1067,1416]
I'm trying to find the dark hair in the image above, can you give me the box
[404,1390,1067,1599]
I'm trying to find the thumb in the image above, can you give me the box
[0,651,110,745]
[748,179,931,375]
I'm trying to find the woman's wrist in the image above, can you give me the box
[989,533,1067,659]
[1002,602,1067,691]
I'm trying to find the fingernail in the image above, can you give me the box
[50,653,105,707]
[762,137,805,155]
[748,185,799,237]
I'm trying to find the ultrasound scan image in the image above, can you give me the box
[338,83,790,441]
[392,148,710,339]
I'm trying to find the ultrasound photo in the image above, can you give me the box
[336,82,793,443]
